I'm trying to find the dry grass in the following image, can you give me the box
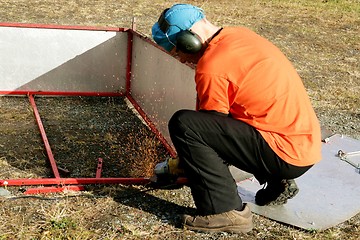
[0,0,359,239]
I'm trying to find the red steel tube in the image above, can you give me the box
[0,90,124,97]
[28,94,60,178]
[125,29,133,95]
[96,158,103,178]
[0,178,152,186]
[0,177,188,187]
[0,22,124,32]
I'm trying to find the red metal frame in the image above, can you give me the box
[126,25,134,95]
[29,94,60,179]
[96,158,103,178]
[0,92,165,193]
[1,177,188,195]
[0,22,124,32]
[0,90,125,97]
[0,22,182,194]
[1,177,152,186]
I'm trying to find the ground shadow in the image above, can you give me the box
[110,186,196,228]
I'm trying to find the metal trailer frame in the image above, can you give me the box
[0,22,188,194]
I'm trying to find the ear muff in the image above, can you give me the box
[157,8,203,54]
[176,30,202,54]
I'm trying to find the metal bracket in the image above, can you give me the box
[337,150,360,173]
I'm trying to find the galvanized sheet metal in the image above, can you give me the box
[130,35,196,145]
[0,26,127,92]
[238,134,360,230]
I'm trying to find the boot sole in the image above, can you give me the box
[267,180,299,206]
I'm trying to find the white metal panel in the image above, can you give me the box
[0,26,128,92]
[238,134,360,230]
[130,35,196,145]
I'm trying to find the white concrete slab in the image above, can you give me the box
[237,134,360,230]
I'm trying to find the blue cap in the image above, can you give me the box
[152,4,205,52]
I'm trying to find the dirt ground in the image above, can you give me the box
[0,96,168,180]
[0,0,359,239]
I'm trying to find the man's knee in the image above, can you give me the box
[168,109,194,134]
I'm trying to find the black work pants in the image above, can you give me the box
[168,110,312,215]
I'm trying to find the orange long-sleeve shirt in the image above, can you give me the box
[195,27,322,166]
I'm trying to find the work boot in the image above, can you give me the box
[255,179,299,206]
[183,204,253,234]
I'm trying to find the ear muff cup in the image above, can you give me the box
[176,30,202,54]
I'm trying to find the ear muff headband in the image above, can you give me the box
[157,8,202,54]
[158,8,171,33]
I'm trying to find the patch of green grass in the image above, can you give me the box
[41,217,97,239]
[50,217,77,230]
